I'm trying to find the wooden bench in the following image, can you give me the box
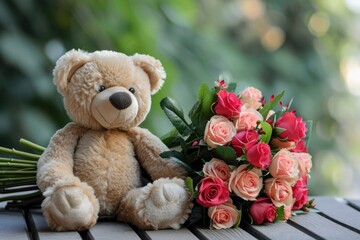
[1,196,360,240]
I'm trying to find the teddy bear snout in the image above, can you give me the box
[109,92,132,110]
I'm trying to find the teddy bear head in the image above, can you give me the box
[53,49,166,130]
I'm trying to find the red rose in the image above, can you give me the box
[246,142,272,169]
[231,130,259,156]
[292,186,309,210]
[196,177,230,207]
[275,112,307,142]
[249,197,277,224]
[291,140,308,153]
[214,90,242,119]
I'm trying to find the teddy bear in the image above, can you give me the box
[36,49,192,231]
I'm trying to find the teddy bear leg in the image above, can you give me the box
[117,178,192,230]
[41,180,100,231]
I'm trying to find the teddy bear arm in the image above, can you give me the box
[37,122,87,192]
[129,127,187,180]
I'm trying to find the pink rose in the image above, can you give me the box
[233,107,263,131]
[284,204,294,220]
[291,140,308,153]
[265,178,294,207]
[269,149,299,184]
[197,177,230,207]
[204,115,236,148]
[203,158,231,184]
[246,142,272,169]
[292,186,309,210]
[231,130,259,156]
[294,176,308,188]
[208,199,240,229]
[229,164,263,201]
[275,112,307,142]
[241,87,263,109]
[249,197,277,224]
[292,152,312,177]
[214,90,242,119]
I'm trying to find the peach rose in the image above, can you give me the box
[229,164,263,201]
[204,115,236,148]
[203,158,232,184]
[284,201,295,220]
[233,107,263,131]
[208,199,240,229]
[241,87,262,109]
[264,178,294,207]
[292,152,312,177]
[269,149,299,184]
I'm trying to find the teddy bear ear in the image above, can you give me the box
[132,54,166,94]
[53,49,90,95]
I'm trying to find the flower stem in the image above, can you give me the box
[0,186,39,193]
[0,157,37,165]
[0,162,37,168]
[0,176,36,183]
[0,147,41,159]
[0,170,37,175]
[0,190,42,202]
[19,138,46,153]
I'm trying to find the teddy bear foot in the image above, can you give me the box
[118,178,193,230]
[42,182,99,231]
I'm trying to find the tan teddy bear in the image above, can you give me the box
[37,49,192,231]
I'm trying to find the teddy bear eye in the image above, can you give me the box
[98,85,106,92]
[129,87,135,94]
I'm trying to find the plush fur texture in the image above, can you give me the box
[37,50,192,231]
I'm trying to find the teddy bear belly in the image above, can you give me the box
[73,130,142,216]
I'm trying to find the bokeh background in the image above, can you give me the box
[1,0,359,197]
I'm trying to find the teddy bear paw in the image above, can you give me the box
[42,185,99,231]
[143,178,192,229]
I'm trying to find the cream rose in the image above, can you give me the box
[233,107,263,131]
[241,87,262,109]
[229,164,263,201]
[204,115,236,148]
[269,149,299,184]
[264,178,294,207]
[208,199,240,229]
[203,158,231,184]
[292,152,312,177]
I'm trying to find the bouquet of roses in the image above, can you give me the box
[160,80,314,229]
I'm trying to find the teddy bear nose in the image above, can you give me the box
[109,92,132,110]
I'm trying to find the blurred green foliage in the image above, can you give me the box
[0,0,358,196]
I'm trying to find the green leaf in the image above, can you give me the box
[259,121,273,144]
[160,97,193,136]
[185,177,194,196]
[159,151,193,173]
[259,91,285,119]
[275,205,285,222]
[160,128,181,148]
[304,120,313,149]
[233,205,242,228]
[189,83,217,133]
[227,82,237,92]
[213,146,238,165]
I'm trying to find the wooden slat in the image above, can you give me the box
[346,198,360,211]
[0,201,29,239]
[90,221,141,240]
[246,221,315,240]
[30,209,82,240]
[314,196,360,230]
[145,228,198,240]
[290,212,360,239]
[195,227,257,240]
